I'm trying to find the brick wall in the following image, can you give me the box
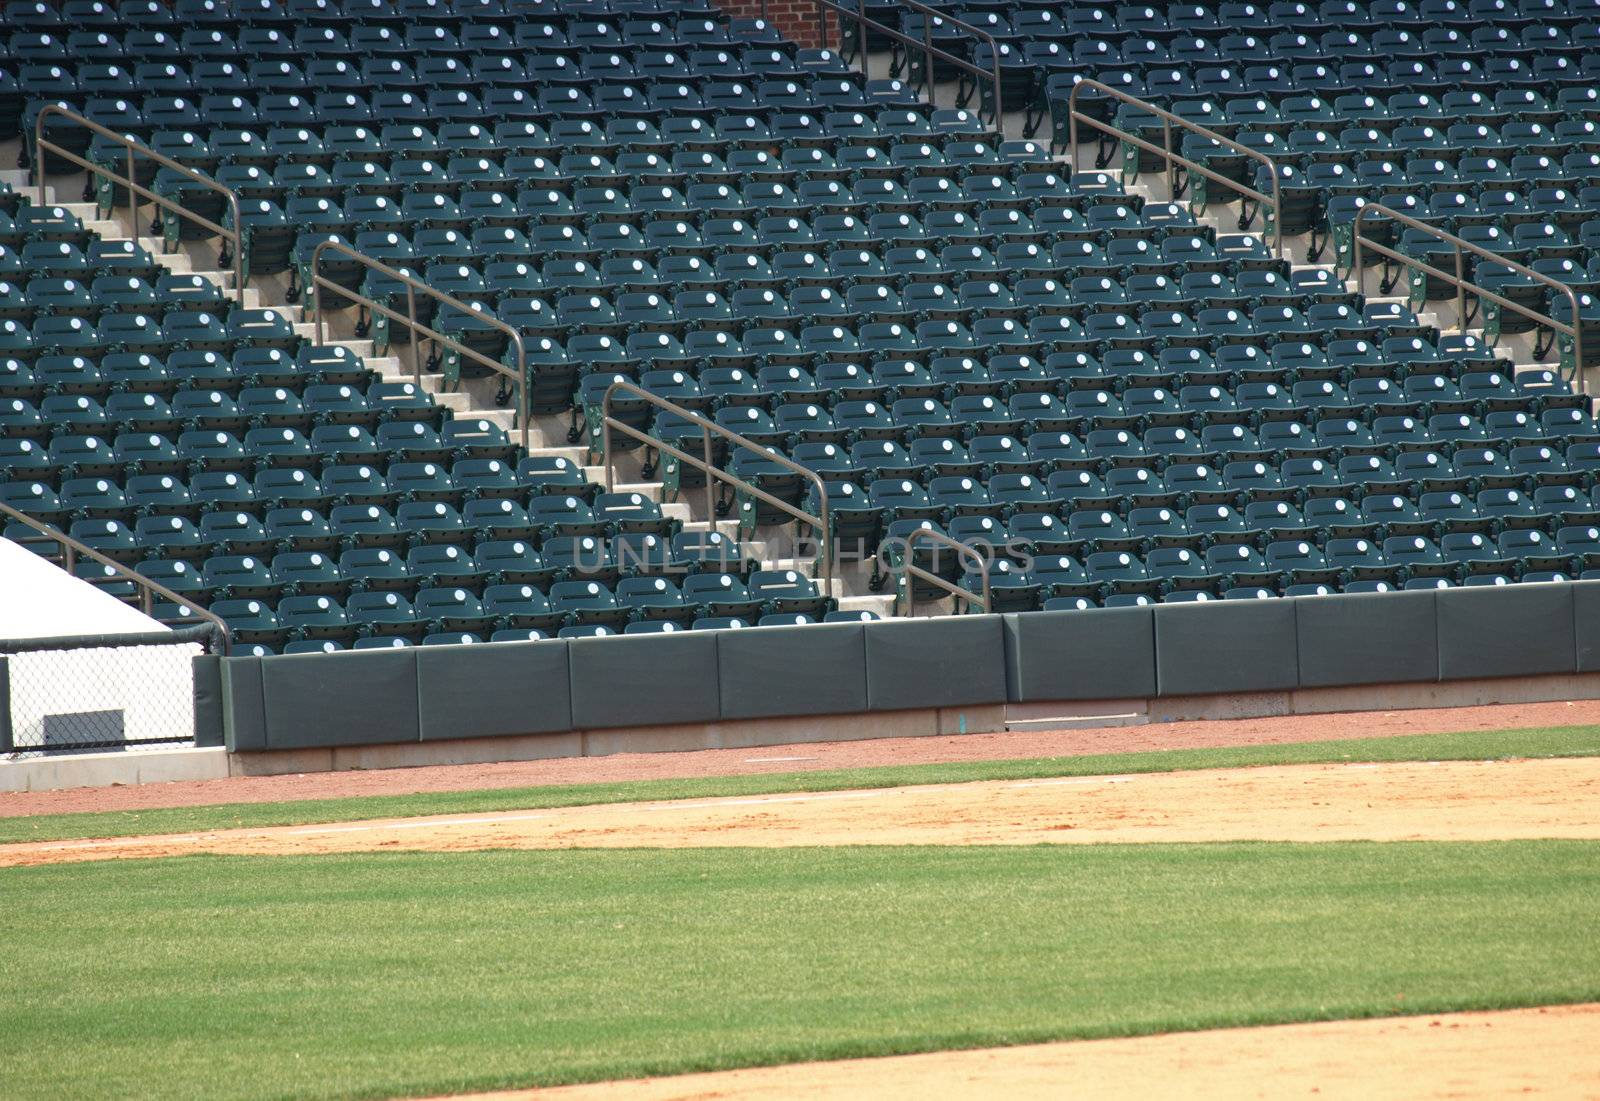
[717,0,840,50]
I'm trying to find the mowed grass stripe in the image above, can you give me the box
[4,725,1600,844]
[3,841,1598,1101]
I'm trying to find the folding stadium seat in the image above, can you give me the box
[264,547,343,599]
[402,585,490,636]
[340,587,422,639]
[536,576,627,631]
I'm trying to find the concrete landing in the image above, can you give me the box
[0,746,230,793]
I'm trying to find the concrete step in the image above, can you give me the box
[837,594,896,618]
[527,445,588,464]
[769,557,817,576]
[613,481,664,498]
[120,237,215,280]
[461,408,516,432]
[683,519,741,541]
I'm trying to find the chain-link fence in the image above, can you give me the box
[1,625,221,757]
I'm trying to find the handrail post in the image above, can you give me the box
[922,6,933,108]
[313,252,325,346]
[405,282,421,386]
[702,429,716,530]
[1162,116,1173,197]
[1454,240,1466,325]
[225,193,243,304]
[1353,203,1367,296]
[1270,165,1282,247]
[601,389,616,494]
[125,144,137,239]
[514,334,529,454]
[991,42,1002,133]
[1067,79,1079,167]
[1352,204,1366,297]
[1577,299,1587,391]
[857,0,868,78]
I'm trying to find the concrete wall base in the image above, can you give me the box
[1151,673,1600,725]
[230,704,1015,775]
[49,671,1600,787]
[229,732,585,777]
[0,746,230,793]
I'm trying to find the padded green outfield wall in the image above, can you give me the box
[216,582,1600,751]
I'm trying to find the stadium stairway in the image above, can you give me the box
[0,149,897,629]
[867,46,1596,613]
[8,3,1599,635]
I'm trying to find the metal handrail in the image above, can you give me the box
[814,0,1005,136]
[0,502,231,654]
[1067,79,1284,258]
[309,239,530,450]
[33,104,244,305]
[902,528,991,617]
[600,380,834,597]
[1352,202,1586,389]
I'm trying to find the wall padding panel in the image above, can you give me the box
[718,622,867,720]
[220,656,266,752]
[1571,581,1600,673]
[191,654,225,747]
[1003,606,1156,702]
[260,648,420,748]
[568,631,719,729]
[417,639,572,741]
[1295,590,1439,687]
[1436,583,1577,681]
[1155,599,1300,696]
[864,615,1007,711]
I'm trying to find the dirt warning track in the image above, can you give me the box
[4,756,1597,866]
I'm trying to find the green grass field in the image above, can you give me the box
[3,841,1597,1101]
[3,724,1598,844]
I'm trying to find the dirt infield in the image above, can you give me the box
[5,698,1599,820]
[5,756,1595,866]
[449,1004,1600,1101]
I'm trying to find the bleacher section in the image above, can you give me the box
[2,0,1599,653]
